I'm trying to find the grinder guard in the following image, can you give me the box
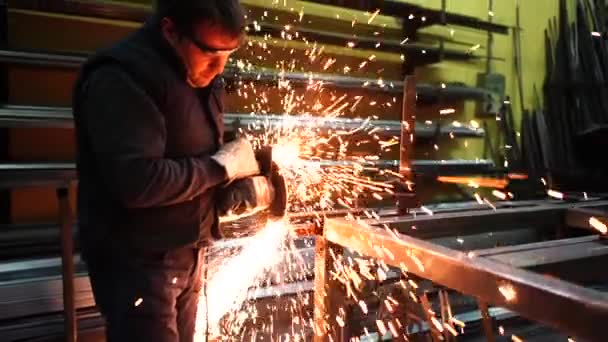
[218,146,288,224]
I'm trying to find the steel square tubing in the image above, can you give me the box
[322,217,608,342]
[365,200,608,238]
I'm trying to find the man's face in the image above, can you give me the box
[162,19,241,88]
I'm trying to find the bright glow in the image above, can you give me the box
[492,190,507,200]
[547,189,564,199]
[134,298,143,307]
[499,284,517,302]
[590,217,607,234]
[272,141,303,169]
[367,9,380,24]
[196,220,290,338]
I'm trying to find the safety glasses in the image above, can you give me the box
[186,33,242,57]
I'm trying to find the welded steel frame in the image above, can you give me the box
[565,206,608,233]
[313,216,608,342]
[1,200,608,340]
[396,75,418,214]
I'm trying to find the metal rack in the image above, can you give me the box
[0,167,77,341]
[0,104,486,138]
[307,0,510,37]
[0,48,497,107]
[9,0,496,70]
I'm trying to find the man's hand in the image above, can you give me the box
[211,138,260,181]
[217,176,275,221]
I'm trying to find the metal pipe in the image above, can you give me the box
[486,0,494,74]
[478,300,496,342]
[253,22,478,61]
[514,1,526,114]
[0,48,494,101]
[0,105,486,138]
[0,159,497,190]
[397,76,418,214]
[57,187,76,342]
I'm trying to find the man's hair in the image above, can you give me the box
[155,0,246,37]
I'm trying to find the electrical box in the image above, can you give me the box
[476,72,505,116]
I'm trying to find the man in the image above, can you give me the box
[72,1,263,341]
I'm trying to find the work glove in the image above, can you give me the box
[211,138,260,181]
[217,175,276,221]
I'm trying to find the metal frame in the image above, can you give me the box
[251,23,480,67]
[565,206,608,233]
[0,159,498,191]
[7,198,597,260]
[0,172,77,342]
[8,0,149,23]
[0,163,76,188]
[397,75,418,213]
[313,214,608,342]
[11,0,509,35]
[0,105,486,138]
[0,48,496,105]
[1,199,607,340]
[366,200,607,238]
[0,105,73,128]
[306,0,509,36]
[0,163,76,342]
[0,0,9,226]
[57,187,76,342]
[9,0,489,68]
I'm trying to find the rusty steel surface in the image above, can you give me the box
[397,75,418,214]
[321,216,608,342]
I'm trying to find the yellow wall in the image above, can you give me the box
[411,0,561,136]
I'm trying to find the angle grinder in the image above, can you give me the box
[217,146,288,224]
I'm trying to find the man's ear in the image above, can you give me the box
[160,17,178,44]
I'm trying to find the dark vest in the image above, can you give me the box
[73,20,225,254]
